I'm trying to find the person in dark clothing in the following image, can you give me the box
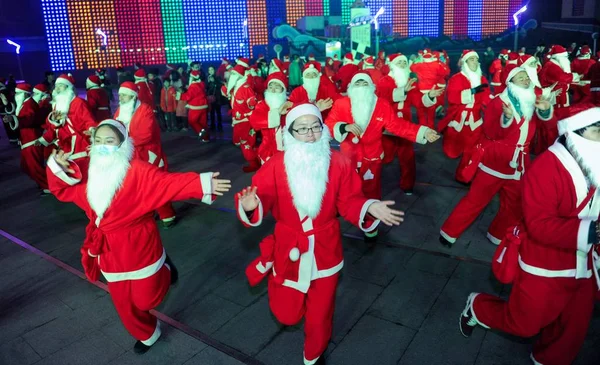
[116,67,135,85]
[0,84,19,143]
[148,68,165,130]
[205,66,223,131]
[96,68,114,101]
[42,71,55,92]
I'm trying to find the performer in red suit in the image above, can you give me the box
[323,57,336,81]
[438,50,491,183]
[289,62,340,120]
[460,106,600,365]
[181,70,209,141]
[332,53,359,94]
[249,66,266,101]
[249,72,292,164]
[134,69,154,107]
[571,45,595,103]
[489,49,509,95]
[376,53,420,194]
[114,82,177,228]
[30,83,54,160]
[362,56,383,84]
[269,58,287,77]
[326,73,440,242]
[589,57,600,106]
[410,49,448,128]
[236,103,403,365]
[440,65,553,247]
[86,75,111,123]
[374,50,386,71]
[216,58,230,80]
[47,119,231,354]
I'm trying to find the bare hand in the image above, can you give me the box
[50,111,65,121]
[237,186,259,212]
[428,86,444,98]
[554,88,563,98]
[535,98,551,111]
[405,78,416,92]
[367,200,405,226]
[279,101,293,115]
[51,149,75,174]
[502,102,513,120]
[34,140,42,147]
[345,123,363,137]
[425,128,440,143]
[211,172,231,196]
[316,98,333,112]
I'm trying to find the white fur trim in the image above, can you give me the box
[461,89,474,104]
[286,103,323,126]
[141,322,161,346]
[518,255,590,278]
[118,87,138,97]
[38,137,50,147]
[486,232,502,245]
[461,51,478,62]
[359,199,381,232]
[268,79,286,90]
[530,353,543,365]
[548,143,589,207]
[421,92,436,108]
[392,87,406,102]
[440,230,456,244]
[238,195,263,227]
[199,172,213,205]
[535,105,554,121]
[304,354,320,365]
[55,78,74,89]
[415,126,429,145]
[551,52,568,59]
[333,122,349,142]
[557,107,600,135]
[468,293,491,329]
[256,261,273,274]
[268,109,281,128]
[48,157,81,186]
[102,249,166,282]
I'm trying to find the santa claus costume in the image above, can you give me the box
[12,83,48,193]
[440,65,553,247]
[1,84,20,144]
[216,58,230,80]
[86,75,111,123]
[332,53,359,94]
[589,57,600,106]
[48,119,222,354]
[134,69,154,107]
[489,49,509,95]
[114,82,177,226]
[376,53,420,193]
[249,72,289,164]
[459,106,600,365]
[410,49,450,129]
[249,66,267,101]
[31,83,54,160]
[270,58,288,78]
[237,104,395,365]
[181,70,209,141]
[324,57,336,81]
[362,56,383,84]
[374,51,386,72]
[289,62,340,120]
[571,45,595,103]
[438,50,491,183]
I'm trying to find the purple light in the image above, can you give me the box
[95,28,107,46]
[6,39,21,54]
[513,5,527,26]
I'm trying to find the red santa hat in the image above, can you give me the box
[189,70,202,82]
[378,50,385,59]
[460,50,478,63]
[33,83,49,94]
[55,73,75,89]
[95,119,129,141]
[231,64,247,78]
[420,49,436,62]
[221,58,229,64]
[387,53,408,65]
[362,56,375,69]
[558,106,600,135]
[266,72,288,90]
[308,54,316,61]
[237,57,250,68]
[518,54,540,70]
[226,63,233,71]
[502,64,527,86]
[507,52,519,65]
[344,53,354,64]
[499,49,509,59]
[86,75,102,89]
[549,45,568,59]
[134,69,147,79]
[270,58,284,74]
[350,72,374,87]
[15,83,32,94]
[119,81,138,97]
[285,103,323,130]
[578,45,591,57]
[303,62,322,76]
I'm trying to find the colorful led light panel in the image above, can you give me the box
[286,0,305,26]
[305,0,323,16]
[160,0,188,63]
[392,0,409,37]
[248,0,268,57]
[367,0,393,26]
[444,0,523,40]
[408,0,439,37]
[42,0,76,71]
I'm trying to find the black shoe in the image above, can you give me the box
[439,235,453,248]
[364,230,378,245]
[165,255,179,285]
[314,356,326,365]
[162,218,177,229]
[459,293,478,338]
[133,340,152,354]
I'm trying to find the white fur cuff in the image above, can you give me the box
[359,199,381,232]
[461,89,474,105]
[333,122,349,142]
[268,109,281,128]
[199,172,213,205]
[392,88,406,102]
[415,126,429,145]
[421,92,436,108]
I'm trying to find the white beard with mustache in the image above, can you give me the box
[226,73,242,94]
[389,64,409,88]
[566,132,600,188]
[302,77,320,102]
[51,88,76,115]
[118,99,136,126]
[507,82,536,121]
[523,65,542,88]
[348,84,377,131]
[32,91,46,104]
[554,56,572,73]
[264,90,287,110]
[283,125,332,219]
[461,63,482,88]
[87,139,134,219]
[15,93,26,116]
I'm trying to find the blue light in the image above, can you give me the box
[467,0,483,41]
[41,0,75,71]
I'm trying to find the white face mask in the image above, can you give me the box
[91,144,120,156]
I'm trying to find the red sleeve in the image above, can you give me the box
[235,157,277,227]
[87,91,99,111]
[324,98,351,142]
[73,99,98,131]
[288,87,306,104]
[46,157,85,204]
[128,105,154,147]
[249,102,269,130]
[375,77,395,103]
[18,103,38,128]
[446,75,468,105]
[381,102,421,142]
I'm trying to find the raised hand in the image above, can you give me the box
[367,200,405,226]
[535,98,551,111]
[425,128,440,143]
[345,123,363,137]
[237,186,259,212]
[502,102,513,120]
[211,172,232,196]
[428,86,444,98]
[405,78,416,92]
[279,101,294,115]
[316,98,333,112]
[51,149,75,174]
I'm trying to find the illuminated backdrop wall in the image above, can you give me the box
[41,0,524,71]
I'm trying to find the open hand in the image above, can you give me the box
[345,123,363,137]
[502,102,513,120]
[535,98,551,111]
[279,101,293,115]
[428,86,444,98]
[554,88,563,98]
[405,78,416,92]
[51,149,75,174]
[50,111,65,121]
[83,127,95,136]
[316,98,333,112]
[425,128,440,143]
[367,200,405,226]
[237,186,259,212]
[211,172,231,196]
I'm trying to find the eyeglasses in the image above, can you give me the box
[293,125,324,135]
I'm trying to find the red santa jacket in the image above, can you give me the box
[332,64,359,93]
[325,97,428,166]
[41,97,95,160]
[288,77,340,119]
[46,150,214,282]
[115,101,166,169]
[135,81,154,107]
[249,100,286,163]
[589,60,600,94]
[181,81,208,111]
[539,61,574,107]
[86,87,111,123]
[521,141,600,285]
[230,81,257,125]
[236,151,379,293]
[489,59,503,89]
[411,61,449,91]
[253,76,266,101]
[36,98,52,129]
[160,87,177,113]
[16,98,42,148]
[438,72,490,133]
[376,75,419,121]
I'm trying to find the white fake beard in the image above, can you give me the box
[389,64,409,88]
[566,132,600,188]
[523,65,541,88]
[118,99,136,125]
[87,139,134,219]
[283,126,332,219]
[226,73,241,94]
[302,77,320,102]
[348,84,377,131]
[507,82,536,121]
[264,90,287,111]
[51,88,75,115]
[32,91,45,103]
[554,56,572,73]
[15,93,26,116]
[462,63,482,88]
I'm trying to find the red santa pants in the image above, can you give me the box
[188,109,209,140]
[443,125,482,183]
[107,265,171,343]
[21,145,48,190]
[417,106,436,129]
[233,122,259,166]
[358,160,383,200]
[268,274,338,364]
[382,136,416,191]
[472,272,596,365]
[440,170,522,243]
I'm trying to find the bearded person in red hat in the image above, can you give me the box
[571,45,595,103]
[86,75,111,123]
[134,69,154,106]
[410,49,448,129]
[440,65,552,247]
[289,62,340,120]
[269,58,287,77]
[459,106,600,365]
[326,73,440,242]
[361,56,383,84]
[30,84,53,160]
[332,53,359,94]
[216,58,230,80]
[114,81,178,228]
[249,72,293,164]
[489,49,509,95]
[181,70,209,141]
[376,53,420,194]
[438,50,490,183]
[237,103,404,365]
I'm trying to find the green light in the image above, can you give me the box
[161,0,188,63]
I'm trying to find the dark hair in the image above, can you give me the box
[45,71,54,77]
[96,124,125,143]
[574,121,600,136]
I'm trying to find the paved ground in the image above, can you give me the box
[1,100,599,365]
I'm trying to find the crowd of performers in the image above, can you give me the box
[1,43,600,365]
